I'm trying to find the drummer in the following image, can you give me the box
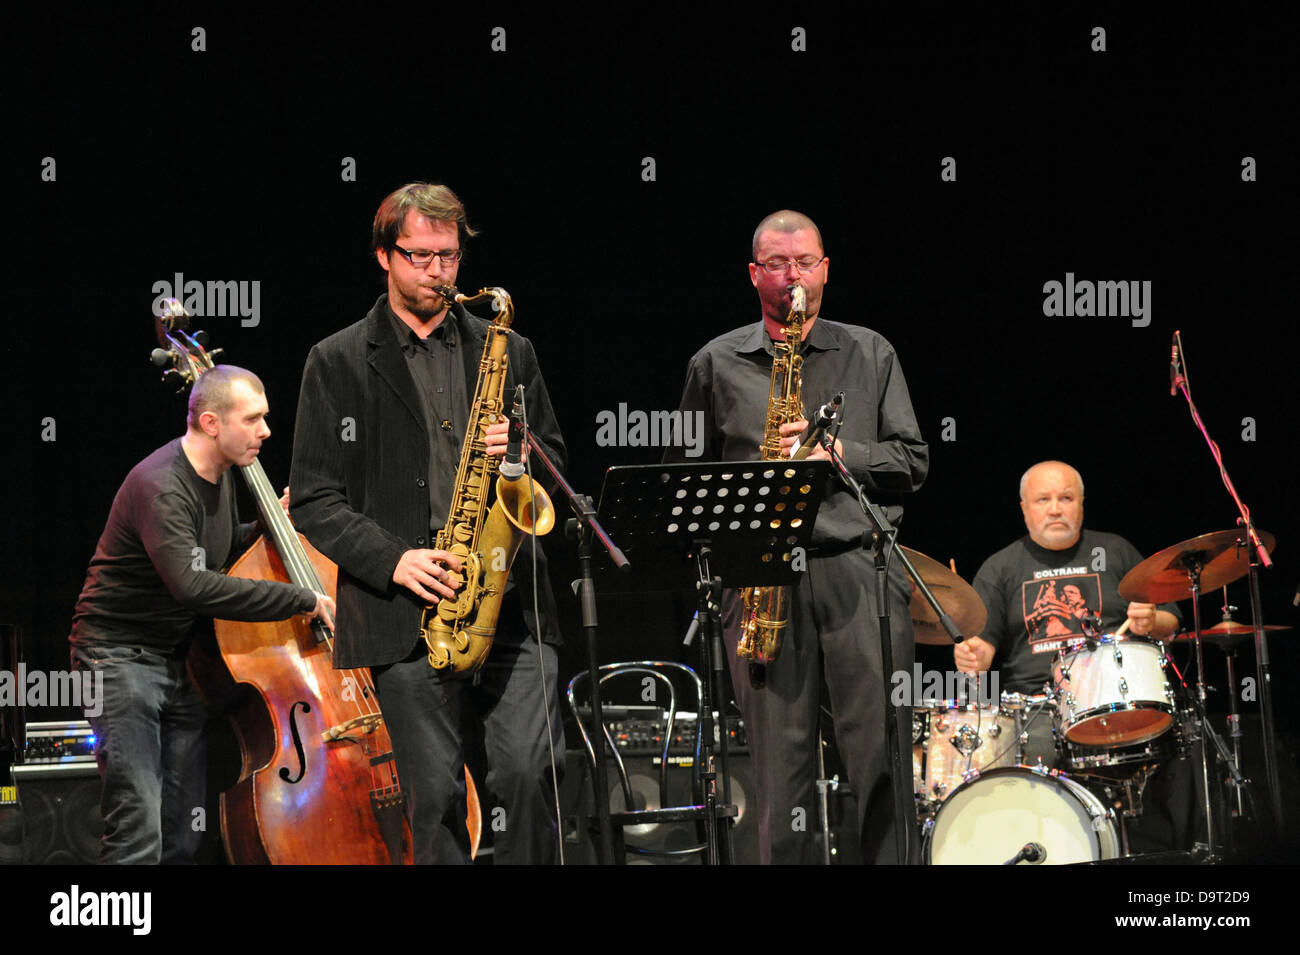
[954,460,1181,763]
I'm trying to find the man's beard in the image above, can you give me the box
[403,285,445,320]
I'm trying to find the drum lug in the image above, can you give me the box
[951,724,981,757]
[987,722,1002,738]
[1113,647,1123,665]
[1117,677,1128,695]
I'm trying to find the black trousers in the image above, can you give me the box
[726,547,915,864]
[372,604,565,865]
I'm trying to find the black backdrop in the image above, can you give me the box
[5,8,1297,809]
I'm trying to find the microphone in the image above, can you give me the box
[1011,842,1046,864]
[792,391,844,459]
[500,384,526,479]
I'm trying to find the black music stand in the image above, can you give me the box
[593,459,830,863]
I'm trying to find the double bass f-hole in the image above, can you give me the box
[279,701,312,784]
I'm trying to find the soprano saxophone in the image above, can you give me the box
[419,286,556,674]
[736,285,811,689]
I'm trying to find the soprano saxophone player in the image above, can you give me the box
[667,211,928,864]
[289,183,567,864]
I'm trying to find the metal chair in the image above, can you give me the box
[567,661,734,863]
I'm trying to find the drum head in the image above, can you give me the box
[1064,707,1172,746]
[926,767,1117,865]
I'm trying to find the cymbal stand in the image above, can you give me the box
[1177,555,1217,855]
[1216,592,1246,819]
[1171,330,1280,825]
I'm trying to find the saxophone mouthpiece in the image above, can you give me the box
[433,285,461,303]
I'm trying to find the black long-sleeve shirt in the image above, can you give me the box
[668,317,929,549]
[70,438,317,654]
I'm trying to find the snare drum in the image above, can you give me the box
[1055,635,1175,748]
[913,700,1018,814]
[923,766,1119,865]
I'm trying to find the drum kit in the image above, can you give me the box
[904,529,1284,865]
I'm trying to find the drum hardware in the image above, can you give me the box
[1119,520,1281,838]
[1118,530,1279,858]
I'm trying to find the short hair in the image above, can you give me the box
[1019,460,1085,500]
[371,182,478,253]
[188,365,265,431]
[751,209,824,260]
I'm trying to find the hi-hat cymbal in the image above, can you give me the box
[901,546,987,646]
[1118,529,1276,604]
[1169,620,1292,645]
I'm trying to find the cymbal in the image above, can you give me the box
[1169,620,1292,645]
[1118,529,1276,604]
[901,547,987,646]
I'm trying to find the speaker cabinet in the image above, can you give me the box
[7,764,103,864]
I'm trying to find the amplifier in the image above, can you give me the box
[577,706,747,755]
[21,720,97,766]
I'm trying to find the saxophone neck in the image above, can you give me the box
[447,286,514,325]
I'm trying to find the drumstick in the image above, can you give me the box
[1116,619,1131,636]
[949,558,957,573]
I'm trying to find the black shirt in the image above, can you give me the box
[973,529,1181,693]
[669,317,929,548]
[69,438,317,653]
[385,303,470,532]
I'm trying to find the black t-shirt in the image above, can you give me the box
[70,438,317,653]
[972,529,1180,694]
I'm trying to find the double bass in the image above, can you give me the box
[153,301,480,863]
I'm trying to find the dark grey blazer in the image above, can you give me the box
[289,294,567,669]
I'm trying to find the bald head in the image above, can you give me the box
[752,210,824,260]
[1019,461,1084,502]
[1019,461,1085,550]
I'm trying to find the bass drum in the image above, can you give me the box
[924,767,1119,865]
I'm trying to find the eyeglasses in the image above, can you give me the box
[392,244,464,268]
[755,255,826,274]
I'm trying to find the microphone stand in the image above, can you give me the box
[1171,332,1282,829]
[818,432,971,865]
[521,429,629,865]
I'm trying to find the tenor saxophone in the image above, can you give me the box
[419,286,556,674]
[736,285,811,689]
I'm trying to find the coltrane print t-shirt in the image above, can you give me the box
[971,530,1179,694]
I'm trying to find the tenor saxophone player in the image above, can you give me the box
[290,182,568,865]
[665,210,928,864]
